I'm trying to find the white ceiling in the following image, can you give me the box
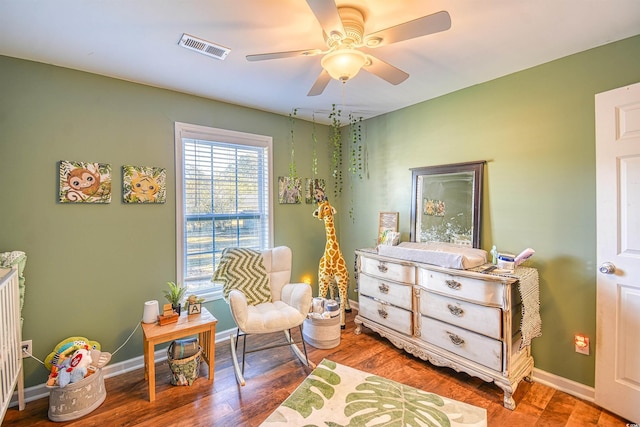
[1,1,639,124]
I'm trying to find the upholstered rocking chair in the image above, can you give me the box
[213,246,315,386]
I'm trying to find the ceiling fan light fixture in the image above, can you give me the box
[321,48,368,81]
[365,37,382,47]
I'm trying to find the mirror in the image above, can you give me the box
[410,161,485,248]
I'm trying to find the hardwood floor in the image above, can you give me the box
[3,311,632,426]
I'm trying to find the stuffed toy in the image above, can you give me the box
[45,336,103,387]
[44,336,100,371]
[57,348,92,388]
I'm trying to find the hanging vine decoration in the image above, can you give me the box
[311,112,318,178]
[288,108,298,187]
[328,104,343,199]
[348,113,363,179]
[347,112,364,220]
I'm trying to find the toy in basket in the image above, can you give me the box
[167,338,202,386]
[44,336,112,422]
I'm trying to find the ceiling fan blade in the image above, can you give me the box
[307,69,332,96]
[306,0,345,39]
[364,55,409,85]
[364,10,451,47]
[246,49,322,62]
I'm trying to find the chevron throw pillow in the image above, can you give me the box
[212,247,271,305]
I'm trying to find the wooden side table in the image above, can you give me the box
[141,307,217,402]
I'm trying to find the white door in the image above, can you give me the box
[595,82,640,424]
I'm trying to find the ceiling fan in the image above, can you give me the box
[246,0,451,96]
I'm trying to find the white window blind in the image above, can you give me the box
[175,123,273,299]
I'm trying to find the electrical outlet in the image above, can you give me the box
[21,340,32,358]
[574,335,589,355]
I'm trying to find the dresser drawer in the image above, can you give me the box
[359,274,412,310]
[419,290,502,339]
[361,256,415,284]
[359,295,412,335]
[420,316,502,371]
[419,268,505,307]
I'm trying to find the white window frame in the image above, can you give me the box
[174,122,273,301]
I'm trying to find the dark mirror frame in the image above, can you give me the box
[410,160,485,248]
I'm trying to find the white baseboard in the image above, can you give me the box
[531,367,595,402]
[11,314,596,409]
[10,326,237,408]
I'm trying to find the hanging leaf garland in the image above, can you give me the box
[328,104,343,198]
[348,113,363,180]
[288,108,298,186]
[347,113,364,220]
[311,113,318,178]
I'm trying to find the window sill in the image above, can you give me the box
[191,288,224,303]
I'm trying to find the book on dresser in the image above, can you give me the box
[354,248,541,410]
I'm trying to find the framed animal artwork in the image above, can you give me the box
[122,165,166,203]
[278,176,302,204]
[305,178,326,204]
[59,160,112,203]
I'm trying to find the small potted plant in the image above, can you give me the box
[163,281,186,315]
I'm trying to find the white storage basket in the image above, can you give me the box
[303,315,341,349]
[48,368,106,422]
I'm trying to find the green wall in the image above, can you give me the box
[340,35,640,387]
[0,56,331,387]
[1,34,639,389]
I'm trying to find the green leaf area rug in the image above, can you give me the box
[261,359,487,427]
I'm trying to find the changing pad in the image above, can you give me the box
[377,242,487,270]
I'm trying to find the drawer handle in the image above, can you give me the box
[377,263,388,273]
[377,308,388,319]
[447,304,464,317]
[378,283,389,294]
[447,332,465,346]
[445,279,461,290]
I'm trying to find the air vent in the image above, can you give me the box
[178,33,230,60]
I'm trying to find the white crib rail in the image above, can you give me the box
[0,267,25,422]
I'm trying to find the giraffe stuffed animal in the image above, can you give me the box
[313,198,351,329]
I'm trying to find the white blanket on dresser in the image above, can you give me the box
[377,242,488,269]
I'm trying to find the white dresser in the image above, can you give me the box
[354,249,536,410]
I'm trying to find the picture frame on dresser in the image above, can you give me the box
[377,211,399,245]
[410,161,485,248]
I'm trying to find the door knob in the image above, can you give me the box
[599,262,616,274]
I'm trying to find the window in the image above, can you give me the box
[175,122,273,300]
